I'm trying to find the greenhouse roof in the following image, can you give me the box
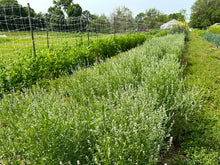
[160,19,181,30]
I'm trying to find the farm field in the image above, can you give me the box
[0,34,199,164]
[0,30,163,61]
[0,31,110,60]
[1,0,220,164]
[1,29,219,164]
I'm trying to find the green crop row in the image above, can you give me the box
[0,34,199,164]
[0,31,169,96]
[203,33,220,48]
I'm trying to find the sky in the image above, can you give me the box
[17,0,196,19]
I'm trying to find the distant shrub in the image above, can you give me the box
[193,29,207,36]
[208,26,220,34]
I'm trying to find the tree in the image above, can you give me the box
[144,8,162,29]
[82,10,92,19]
[0,0,18,6]
[53,0,72,12]
[0,0,38,31]
[111,6,134,33]
[168,12,185,21]
[67,3,82,17]
[89,14,110,33]
[49,6,65,31]
[190,0,220,28]
[135,12,147,31]
[51,0,83,18]
[180,9,187,21]
[135,12,145,23]
[135,9,170,30]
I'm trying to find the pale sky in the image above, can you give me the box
[17,0,196,18]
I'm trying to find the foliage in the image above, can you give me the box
[190,0,220,28]
[49,6,66,30]
[193,29,207,36]
[0,34,199,164]
[53,0,73,12]
[111,6,134,33]
[48,0,83,28]
[0,32,169,96]
[144,8,162,29]
[67,3,82,17]
[0,0,18,6]
[0,0,37,31]
[202,33,220,48]
[168,12,185,22]
[208,25,220,34]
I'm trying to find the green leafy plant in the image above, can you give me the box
[208,26,220,34]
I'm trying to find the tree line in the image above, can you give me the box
[0,0,220,32]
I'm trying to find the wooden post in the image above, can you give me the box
[114,16,116,40]
[27,3,36,57]
[87,17,90,42]
[96,19,98,38]
[80,17,82,39]
[45,16,49,49]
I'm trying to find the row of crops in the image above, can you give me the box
[0,34,199,164]
[0,31,169,96]
[202,33,220,48]
[194,26,220,48]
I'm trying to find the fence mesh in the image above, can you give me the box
[0,4,164,58]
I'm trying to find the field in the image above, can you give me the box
[0,30,169,95]
[0,33,199,164]
[0,29,219,164]
[0,31,109,60]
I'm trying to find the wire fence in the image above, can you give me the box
[0,4,164,58]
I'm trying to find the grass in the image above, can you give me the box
[0,34,198,164]
[171,32,220,164]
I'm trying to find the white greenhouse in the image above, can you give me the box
[160,19,181,30]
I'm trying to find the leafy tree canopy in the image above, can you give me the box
[0,0,36,17]
[53,0,72,11]
[168,12,185,21]
[190,0,220,28]
[0,0,18,6]
[111,6,133,20]
[67,3,82,17]
[49,0,83,19]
